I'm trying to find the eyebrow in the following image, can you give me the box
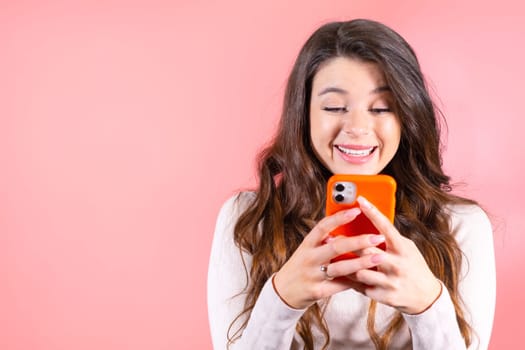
[317,87,348,96]
[317,85,391,96]
[371,85,391,94]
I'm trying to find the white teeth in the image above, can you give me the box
[337,146,375,156]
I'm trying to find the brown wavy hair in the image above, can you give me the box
[228,19,475,349]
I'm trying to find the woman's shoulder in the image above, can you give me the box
[446,202,489,223]
[446,202,487,220]
[219,191,256,216]
[445,203,493,242]
[214,191,257,229]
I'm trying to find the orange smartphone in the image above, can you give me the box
[325,174,396,261]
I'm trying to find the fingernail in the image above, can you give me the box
[344,208,361,218]
[324,235,336,243]
[357,196,372,209]
[369,235,385,244]
[371,254,384,264]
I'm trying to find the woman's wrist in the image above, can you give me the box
[406,278,443,315]
[272,272,310,310]
[272,273,298,309]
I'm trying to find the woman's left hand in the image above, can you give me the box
[349,196,442,315]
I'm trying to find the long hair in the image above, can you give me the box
[229,19,474,349]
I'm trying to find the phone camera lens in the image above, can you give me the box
[335,194,344,202]
[335,184,345,192]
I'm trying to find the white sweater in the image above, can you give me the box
[207,192,496,349]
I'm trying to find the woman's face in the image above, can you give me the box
[309,57,401,175]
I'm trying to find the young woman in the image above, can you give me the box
[208,19,495,349]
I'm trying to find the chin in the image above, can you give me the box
[331,165,379,175]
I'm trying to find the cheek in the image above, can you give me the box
[310,114,340,148]
[378,118,401,150]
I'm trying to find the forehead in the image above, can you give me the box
[312,57,386,92]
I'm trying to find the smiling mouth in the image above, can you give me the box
[336,145,377,156]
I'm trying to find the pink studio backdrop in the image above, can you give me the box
[1,1,523,349]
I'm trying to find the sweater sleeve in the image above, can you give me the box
[402,204,496,350]
[207,193,305,350]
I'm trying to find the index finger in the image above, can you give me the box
[305,207,361,246]
[356,195,401,248]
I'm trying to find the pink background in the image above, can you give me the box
[1,1,523,349]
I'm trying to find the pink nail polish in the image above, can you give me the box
[344,208,361,217]
[371,254,384,264]
[325,235,336,243]
[357,196,372,209]
[369,235,385,244]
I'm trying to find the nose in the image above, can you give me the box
[342,109,371,136]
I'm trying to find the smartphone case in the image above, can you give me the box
[325,174,396,261]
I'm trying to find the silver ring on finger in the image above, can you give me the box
[320,264,334,280]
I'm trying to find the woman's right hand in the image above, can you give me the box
[272,207,386,309]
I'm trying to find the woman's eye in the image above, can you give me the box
[369,107,392,114]
[322,107,348,113]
